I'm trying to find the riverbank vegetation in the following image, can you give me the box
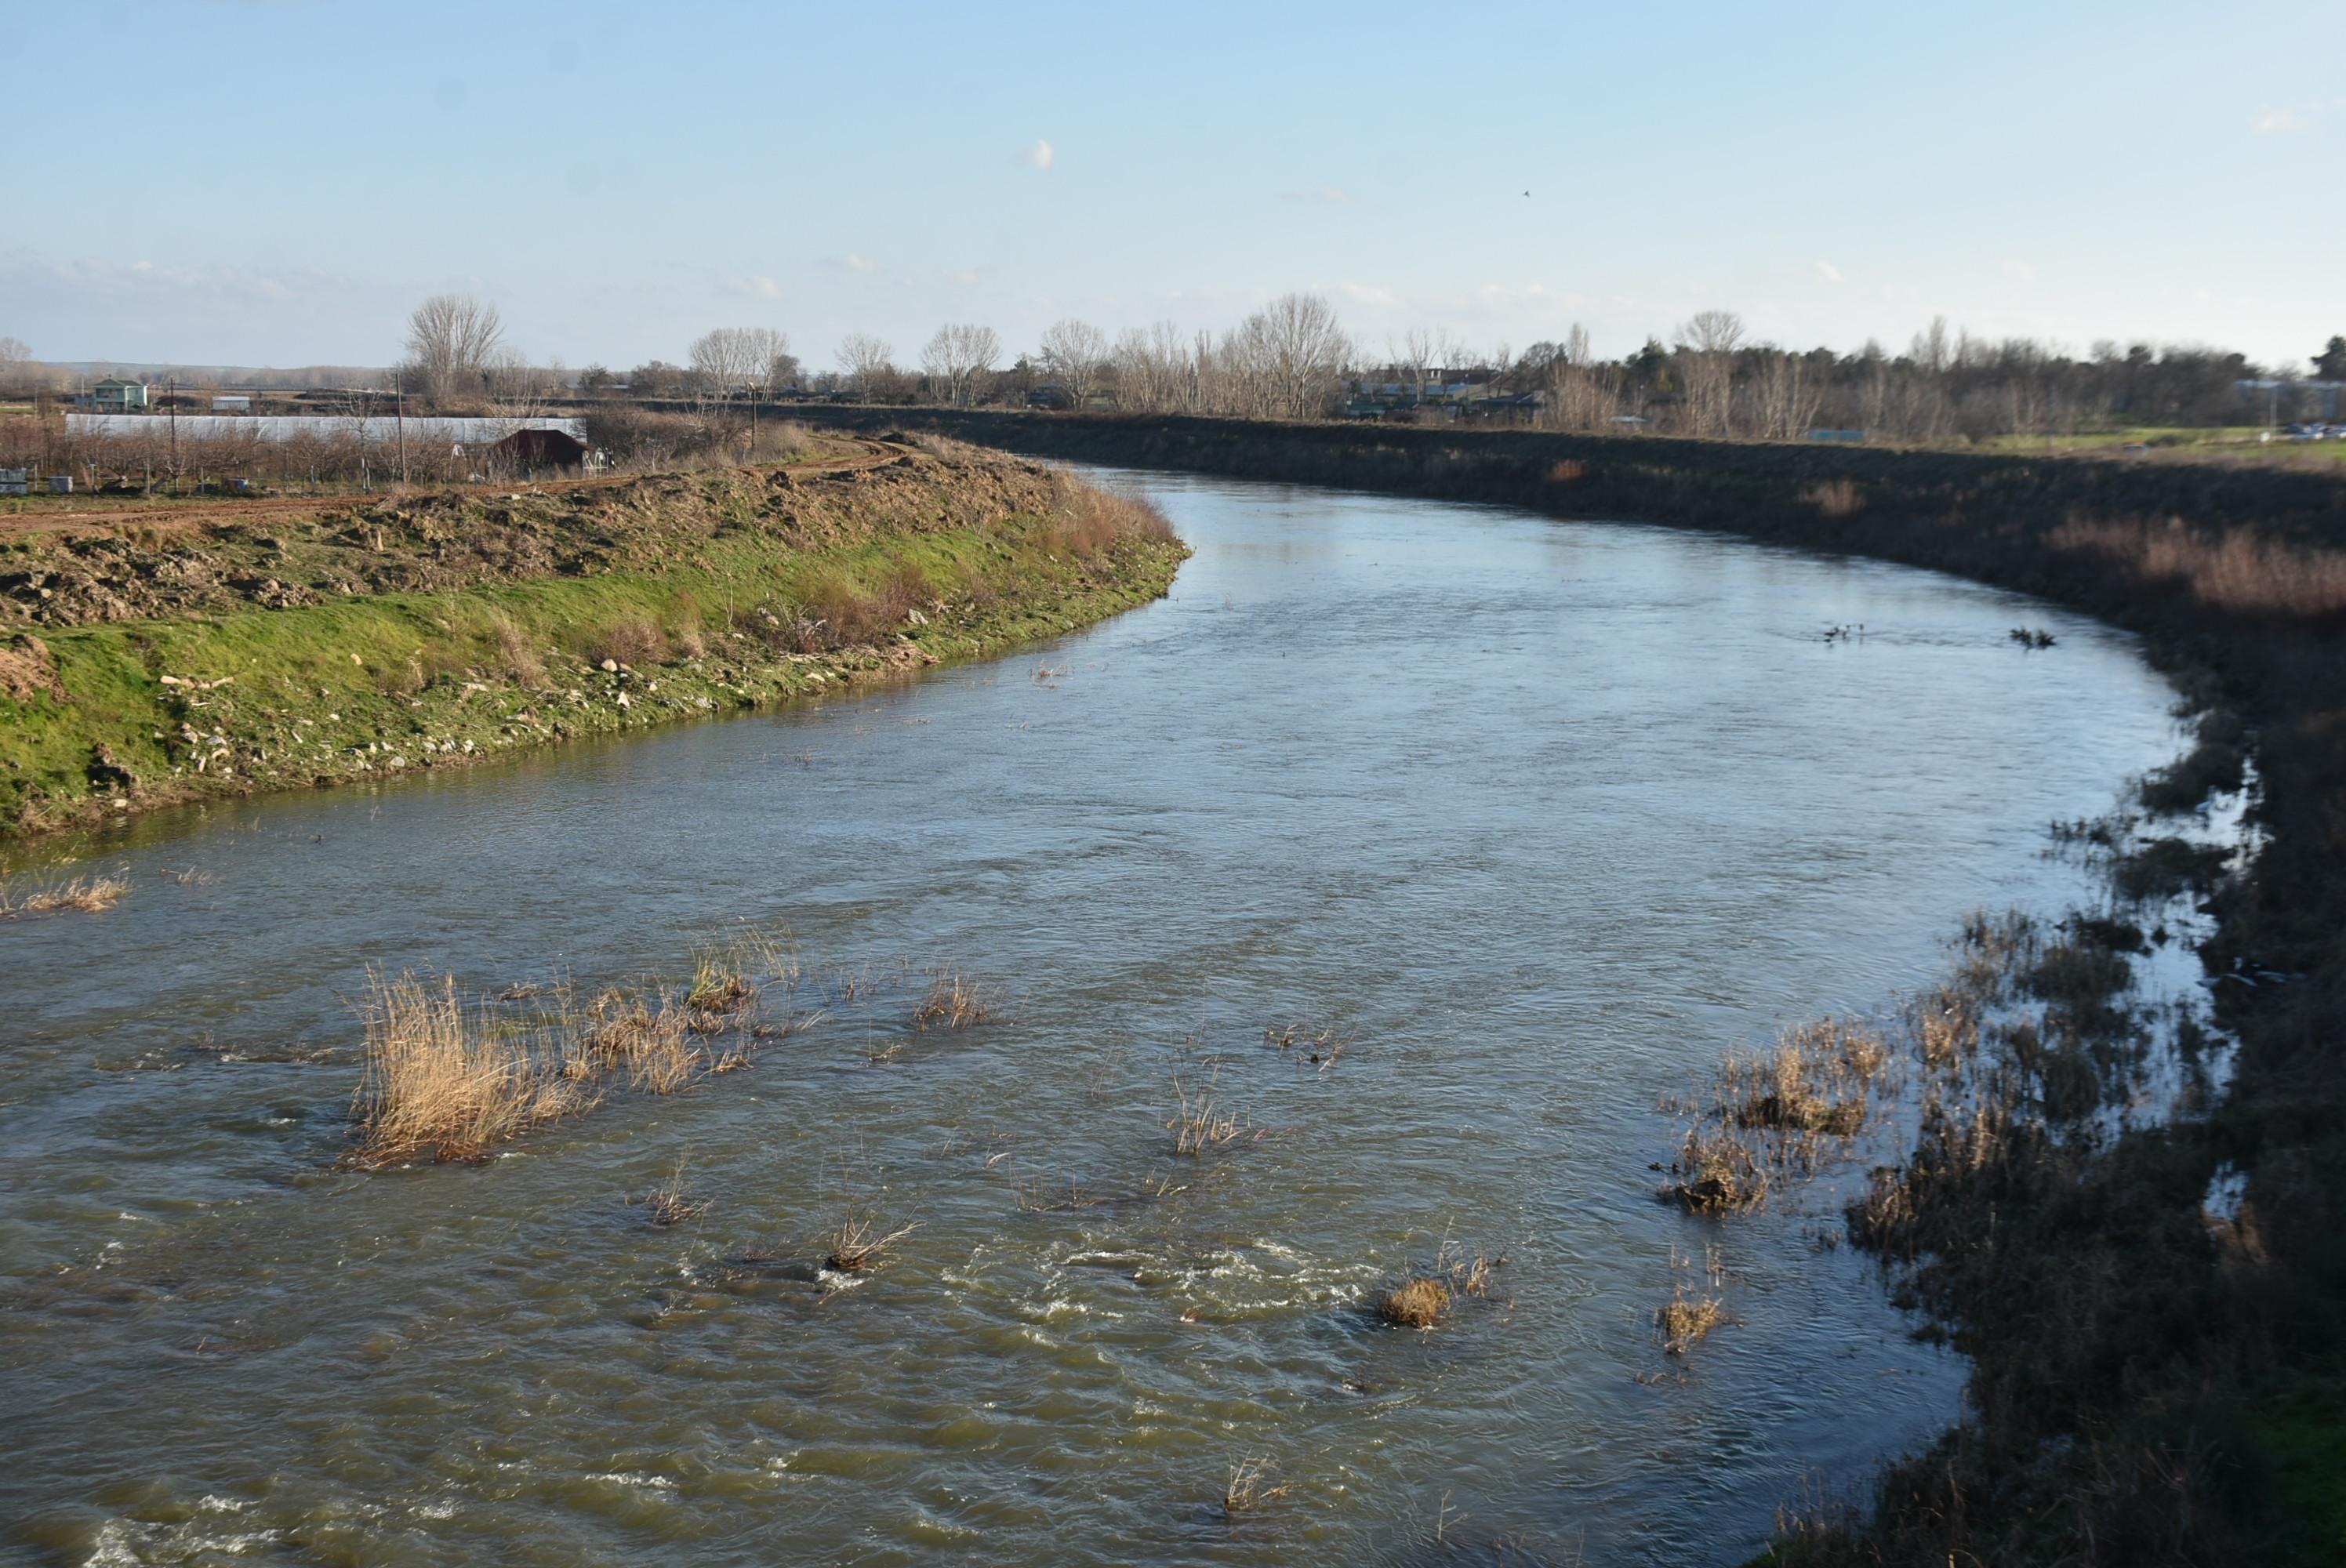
[0,437,1185,838]
[826,409,2346,1563]
[0,866,128,916]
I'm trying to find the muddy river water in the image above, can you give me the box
[0,469,2186,1565]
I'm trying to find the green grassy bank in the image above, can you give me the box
[0,441,1186,840]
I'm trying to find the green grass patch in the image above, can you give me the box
[1,514,1184,836]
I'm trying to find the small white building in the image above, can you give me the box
[210,394,252,412]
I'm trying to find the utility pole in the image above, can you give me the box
[168,376,177,495]
[396,367,408,485]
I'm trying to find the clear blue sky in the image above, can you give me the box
[7,1,2342,372]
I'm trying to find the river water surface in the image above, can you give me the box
[2,470,2184,1565]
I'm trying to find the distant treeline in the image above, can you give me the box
[11,294,2341,447]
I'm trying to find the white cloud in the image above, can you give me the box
[724,274,783,300]
[2002,260,2037,282]
[1814,260,1843,285]
[833,253,878,274]
[1337,281,1400,310]
[1020,137,1055,170]
[2252,107,2312,134]
[1279,186,1353,205]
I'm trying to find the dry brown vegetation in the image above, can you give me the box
[0,869,129,916]
[348,931,797,1165]
[1222,1455,1290,1518]
[1379,1276,1451,1329]
[1168,1075,1250,1156]
[910,969,998,1031]
[1656,1285,1725,1356]
[1375,1238,1501,1329]
[636,1157,713,1226]
[1043,469,1178,554]
[1665,1018,1892,1210]
[349,970,594,1165]
[1262,1020,1352,1069]
[824,1213,919,1274]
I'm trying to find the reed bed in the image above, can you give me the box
[347,928,802,1166]
[349,970,594,1165]
[1665,1017,1892,1211]
[0,870,130,916]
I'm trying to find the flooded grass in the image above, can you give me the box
[1376,1238,1502,1329]
[0,869,130,916]
[1169,1075,1250,1156]
[823,1214,919,1274]
[349,970,595,1166]
[635,1157,713,1226]
[910,968,999,1031]
[1222,1454,1290,1518]
[1664,1018,1892,1210]
[1656,1286,1725,1356]
[347,932,808,1164]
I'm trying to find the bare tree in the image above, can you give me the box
[1675,309,1745,437]
[689,326,791,401]
[921,323,1002,408]
[836,334,895,400]
[401,295,507,407]
[1037,318,1109,408]
[1229,293,1348,420]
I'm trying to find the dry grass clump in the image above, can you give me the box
[1721,1017,1891,1135]
[0,870,131,916]
[1911,982,1981,1070]
[1802,477,1865,517]
[350,970,593,1165]
[1223,1455,1290,1517]
[824,1214,920,1273]
[1668,1018,1890,1210]
[1044,470,1178,554]
[1657,1285,1726,1355]
[485,612,547,687]
[1169,1076,1250,1156]
[580,989,704,1094]
[636,1157,713,1225]
[1667,1122,1774,1213]
[588,615,669,670]
[2025,938,2134,1011]
[1375,1237,1501,1328]
[2112,836,2230,902]
[686,944,761,1018]
[1380,1276,1451,1328]
[912,969,997,1031]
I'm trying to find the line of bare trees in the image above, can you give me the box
[15,292,2333,449]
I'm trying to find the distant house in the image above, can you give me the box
[210,394,252,412]
[488,426,589,469]
[84,377,148,411]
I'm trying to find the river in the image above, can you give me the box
[0,468,2184,1566]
